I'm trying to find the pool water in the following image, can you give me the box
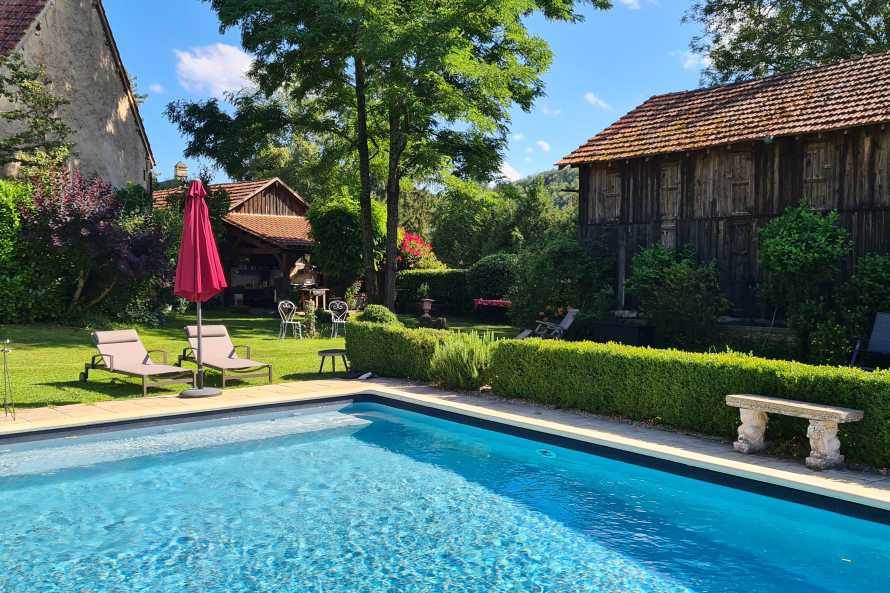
[0,402,887,593]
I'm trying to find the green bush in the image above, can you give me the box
[356,304,401,325]
[627,246,729,348]
[430,331,496,390]
[489,339,890,468]
[758,204,851,355]
[345,321,449,380]
[397,269,469,314]
[306,191,386,283]
[508,235,613,326]
[467,253,519,300]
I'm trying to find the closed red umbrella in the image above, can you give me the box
[174,179,227,397]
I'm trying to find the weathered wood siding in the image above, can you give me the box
[578,124,890,314]
[234,185,307,216]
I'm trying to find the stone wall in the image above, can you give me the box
[0,0,152,188]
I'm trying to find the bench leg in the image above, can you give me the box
[733,409,768,454]
[318,356,325,374]
[806,420,844,470]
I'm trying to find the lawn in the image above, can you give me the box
[0,312,517,408]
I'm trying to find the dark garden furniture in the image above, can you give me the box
[318,349,350,374]
[851,312,890,369]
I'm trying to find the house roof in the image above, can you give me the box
[226,214,313,248]
[153,178,313,249]
[0,0,47,54]
[0,0,154,166]
[152,178,308,211]
[559,50,890,166]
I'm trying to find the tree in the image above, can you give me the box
[431,177,513,267]
[179,0,608,310]
[306,191,386,286]
[0,52,73,177]
[166,95,361,204]
[686,1,890,84]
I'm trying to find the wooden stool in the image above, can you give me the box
[318,349,349,373]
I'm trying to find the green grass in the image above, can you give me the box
[0,312,516,408]
[0,312,346,408]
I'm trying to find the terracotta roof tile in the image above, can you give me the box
[225,213,313,247]
[0,0,46,54]
[559,51,890,165]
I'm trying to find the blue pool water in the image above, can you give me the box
[0,402,887,593]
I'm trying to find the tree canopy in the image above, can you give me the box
[686,1,890,84]
[172,0,608,307]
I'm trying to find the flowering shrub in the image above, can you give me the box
[398,228,444,270]
[17,171,169,320]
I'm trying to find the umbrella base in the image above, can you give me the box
[179,387,222,398]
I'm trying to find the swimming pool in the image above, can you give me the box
[0,401,887,593]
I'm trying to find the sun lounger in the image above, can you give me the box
[179,325,272,387]
[81,330,196,396]
[516,308,578,340]
[851,311,890,369]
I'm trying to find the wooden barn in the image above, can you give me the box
[559,51,890,315]
[154,178,314,306]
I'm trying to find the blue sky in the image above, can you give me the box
[105,0,707,183]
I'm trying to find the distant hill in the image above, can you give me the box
[513,167,578,191]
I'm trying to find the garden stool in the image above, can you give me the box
[318,349,349,374]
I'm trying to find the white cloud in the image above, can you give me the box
[175,43,253,99]
[149,83,165,94]
[671,50,713,71]
[524,156,533,163]
[499,162,522,182]
[541,104,561,117]
[618,0,659,8]
[584,91,611,110]
[525,147,534,154]
[535,140,551,153]
[512,133,525,141]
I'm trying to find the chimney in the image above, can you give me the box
[174,161,189,182]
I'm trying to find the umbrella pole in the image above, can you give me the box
[180,299,221,398]
[196,300,204,389]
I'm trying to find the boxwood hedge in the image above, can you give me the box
[490,339,890,468]
[345,321,450,381]
[345,323,890,468]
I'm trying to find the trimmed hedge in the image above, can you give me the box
[490,339,890,468]
[345,322,890,468]
[397,269,469,314]
[345,321,450,381]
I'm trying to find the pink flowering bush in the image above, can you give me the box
[397,228,444,270]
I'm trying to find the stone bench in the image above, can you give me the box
[725,394,864,470]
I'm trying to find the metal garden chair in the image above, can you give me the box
[277,300,303,339]
[328,300,349,338]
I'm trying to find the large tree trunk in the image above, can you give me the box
[384,106,404,310]
[353,57,378,303]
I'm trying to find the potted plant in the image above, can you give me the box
[417,282,434,318]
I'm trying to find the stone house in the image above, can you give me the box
[560,51,890,314]
[0,0,154,188]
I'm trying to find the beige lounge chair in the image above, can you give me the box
[81,330,196,397]
[179,325,272,387]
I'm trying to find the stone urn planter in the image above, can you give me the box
[420,298,435,318]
